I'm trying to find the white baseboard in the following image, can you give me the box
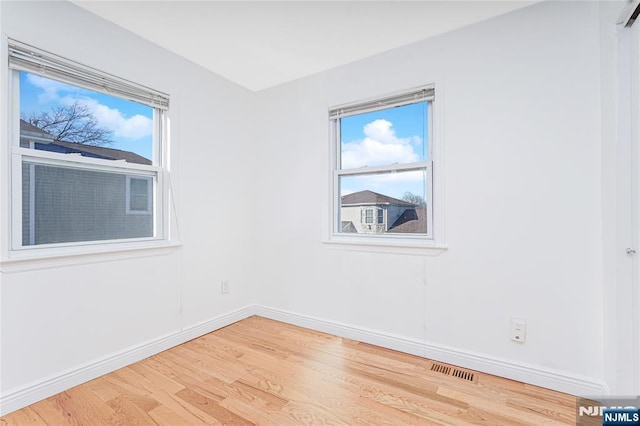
[253,305,609,397]
[1,303,609,416]
[0,305,253,416]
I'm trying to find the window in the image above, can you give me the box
[8,40,169,252]
[364,209,374,224]
[330,86,434,243]
[126,176,153,215]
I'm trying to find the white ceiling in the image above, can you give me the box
[73,1,538,91]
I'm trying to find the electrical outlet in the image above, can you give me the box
[221,280,229,294]
[510,318,526,343]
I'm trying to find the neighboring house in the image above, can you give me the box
[19,119,153,246]
[340,190,427,234]
[20,119,151,165]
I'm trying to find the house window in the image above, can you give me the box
[8,40,169,252]
[364,209,374,224]
[126,176,153,215]
[330,86,434,241]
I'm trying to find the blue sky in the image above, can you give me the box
[20,72,153,160]
[340,102,428,200]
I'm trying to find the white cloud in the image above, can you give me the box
[363,119,412,145]
[26,74,79,103]
[25,74,152,141]
[65,97,152,140]
[342,119,422,169]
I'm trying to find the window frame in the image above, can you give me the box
[5,39,170,258]
[327,85,445,252]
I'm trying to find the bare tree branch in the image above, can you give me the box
[402,191,426,206]
[22,102,113,146]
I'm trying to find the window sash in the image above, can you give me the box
[337,161,430,176]
[334,99,431,172]
[11,153,162,250]
[334,164,433,238]
[8,39,169,110]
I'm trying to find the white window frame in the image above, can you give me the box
[126,175,153,215]
[5,39,170,259]
[328,85,446,252]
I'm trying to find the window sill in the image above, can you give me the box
[323,235,447,256]
[0,240,182,273]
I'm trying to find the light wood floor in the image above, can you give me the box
[1,316,578,425]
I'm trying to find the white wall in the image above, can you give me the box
[0,0,256,411]
[0,0,635,414]
[253,1,615,394]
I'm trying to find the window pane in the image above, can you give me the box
[340,101,428,170]
[365,209,373,223]
[339,170,427,235]
[128,177,152,213]
[19,71,153,165]
[22,161,154,246]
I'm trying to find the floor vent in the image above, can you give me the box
[452,368,475,382]
[430,362,477,383]
[430,363,451,375]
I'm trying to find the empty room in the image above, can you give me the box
[0,0,639,424]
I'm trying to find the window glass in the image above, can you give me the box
[339,170,428,235]
[22,162,154,245]
[340,102,428,169]
[19,72,153,165]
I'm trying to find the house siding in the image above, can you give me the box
[22,163,153,245]
[341,204,421,234]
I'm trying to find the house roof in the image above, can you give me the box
[50,140,151,165]
[341,190,415,207]
[341,221,358,233]
[388,205,428,234]
[19,119,151,165]
[20,119,48,134]
[19,119,55,142]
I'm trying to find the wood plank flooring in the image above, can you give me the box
[1,316,578,425]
